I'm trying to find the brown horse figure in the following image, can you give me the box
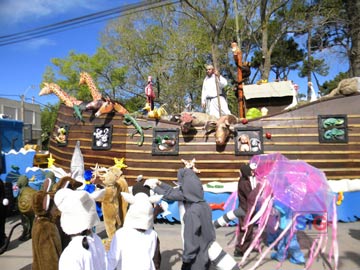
[94,97,128,117]
[86,99,105,112]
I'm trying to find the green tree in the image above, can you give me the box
[320,72,348,96]
[298,57,329,93]
[43,49,127,102]
[101,2,233,114]
[292,0,337,100]
[343,0,360,77]
[251,36,305,80]
[40,103,59,150]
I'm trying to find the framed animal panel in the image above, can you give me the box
[318,115,348,143]
[235,127,263,156]
[92,125,113,150]
[152,128,179,156]
[55,125,69,147]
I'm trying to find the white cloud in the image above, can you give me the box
[24,37,56,49]
[0,0,106,24]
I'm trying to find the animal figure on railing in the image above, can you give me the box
[79,72,102,101]
[39,82,85,121]
[85,99,105,113]
[94,96,128,117]
[327,77,360,97]
[79,72,107,114]
[204,114,240,145]
[175,112,218,134]
[40,82,82,107]
[142,103,168,119]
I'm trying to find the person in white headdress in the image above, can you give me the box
[107,192,163,270]
[308,81,318,102]
[201,64,231,118]
[54,189,107,270]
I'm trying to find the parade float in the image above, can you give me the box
[33,74,359,223]
[1,73,360,269]
[1,73,360,223]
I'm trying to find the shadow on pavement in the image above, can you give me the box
[348,228,360,240]
[160,248,182,270]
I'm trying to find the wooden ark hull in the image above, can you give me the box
[50,94,360,186]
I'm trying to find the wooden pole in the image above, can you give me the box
[231,42,244,118]
[211,45,222,117]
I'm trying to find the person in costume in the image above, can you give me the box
[131,175,162,270]
[54,189,106,270]
[145,167,239,270]
[201,64,231,118]
[83,170,103,219]
[107,191,162,270]
[31,190,62,270]
[267,200,305,264]
[234,163,257,257]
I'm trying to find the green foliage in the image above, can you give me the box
[40,103,59,150]
[270,37,305,79]
[39,0,359,116]
[123,96,146,113]
[251,37,305,80]
[43,49,127,102]
[298,57,329,78]
[225,85,239,117]
[320,72,348,96]
[100,6,226,114]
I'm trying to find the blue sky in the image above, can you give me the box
[0,0,350,109]
[0,0,138,107]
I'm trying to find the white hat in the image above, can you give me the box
[54,189,100,235]
[122,192,162,231]
[249,163,258,170]
[205,64,214,70]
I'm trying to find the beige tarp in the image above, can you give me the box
[243,81,294,100]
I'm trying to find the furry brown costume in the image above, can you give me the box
[99,167,129,249]
[31,190,62,270]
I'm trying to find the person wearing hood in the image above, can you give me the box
[54,189,107,270]
[146,167,239,270]
[107,192,162,270]
[234,163,257,257]
[146,167,215,270]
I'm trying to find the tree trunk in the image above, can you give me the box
[344,0,360,77]
[261,23,271,80]
[211,37,222,116]
[307,28,312,101]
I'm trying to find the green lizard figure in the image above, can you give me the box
[324,128,345,140]
[323,118,344,128]
[73,104,85,123]
[123,114,152,146]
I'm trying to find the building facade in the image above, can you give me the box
[0,97,41,146]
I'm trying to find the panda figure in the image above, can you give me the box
[250,138,261,152]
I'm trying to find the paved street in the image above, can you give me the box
[1,215,360,270]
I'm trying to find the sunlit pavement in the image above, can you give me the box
[2,215,360,270]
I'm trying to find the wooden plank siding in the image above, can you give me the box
[49,94,360,186]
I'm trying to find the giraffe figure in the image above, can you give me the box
[79,72,102,101]
[40,82,84,121]
[39,82,82,107]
